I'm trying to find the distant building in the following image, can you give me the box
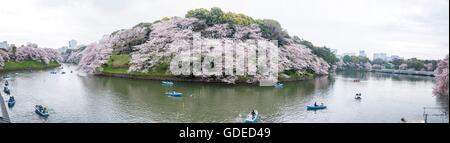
[373,53,388,61]
[388,55,402,61]
[359,50,367,58]
[0,41,8,49]
[58,46,68,53]
[68,40,77,49]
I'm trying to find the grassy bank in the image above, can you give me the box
[99,53,315,82]
[101,53,171,77]
[2,60,60,72]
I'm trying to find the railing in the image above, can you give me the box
[0,92,11,123]
[423,107,449,123]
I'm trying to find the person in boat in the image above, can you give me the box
[314,102,318,106]
[9,96,14,101]
[251,110,256,117]
[36,105,44,111]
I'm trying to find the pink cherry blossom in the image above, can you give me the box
[433,55,449,96]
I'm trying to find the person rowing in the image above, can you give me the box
[251,110,256,117]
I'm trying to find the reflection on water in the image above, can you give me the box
[2,65,448,123]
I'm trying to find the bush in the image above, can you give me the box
[186,7,255,26]
[256,19,290,45]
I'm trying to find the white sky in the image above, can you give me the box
[0,0,448,60]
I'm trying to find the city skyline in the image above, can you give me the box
[0,0,448,60]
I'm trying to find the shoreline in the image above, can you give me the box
[336,69,435,77]
[0,61,61,73]
[370,69,435,77]
[95,72,317,84]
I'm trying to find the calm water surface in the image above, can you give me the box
[2,65,448,123]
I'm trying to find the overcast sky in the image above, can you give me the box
[0,0,448,60]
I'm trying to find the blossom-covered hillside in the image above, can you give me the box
[68,8,333,84]
[0,43,62,70]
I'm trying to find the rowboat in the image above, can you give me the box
[161,81,174,86]
[244,110,258,123]
[306,105,327,110]
[165,92,183,97]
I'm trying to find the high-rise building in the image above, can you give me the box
[373,53,388,61]
[388,55,402,61]
[359,50,367,58]
[0,41,8,49]
[69,40,77,49]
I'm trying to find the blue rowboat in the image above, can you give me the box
[35,105,49,117]
[8,100,15,108]
[244,110,258,123]
[165,92,183,97]
[306,105,327,110]
[161,81,174,86]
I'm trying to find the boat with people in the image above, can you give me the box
[306,102,327,110]
[355,93,362,99]
[50,71,57,74]
[165,91,183,97]
[244,110,258,123]
[161,81,174,86]
[35,105,49,117]
[8,96,15,108]
[3,87,10,95]
[274,83,283,88]
[306,105,327,110]
[3,75,11,80]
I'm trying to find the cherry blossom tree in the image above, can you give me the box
[13,43,62,64]
[0,50,10,68]
[433,55,449,96]
[76,26,149,73]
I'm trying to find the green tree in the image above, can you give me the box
[343,55,352,64]
[186,8,210,21]
[406,58,425,71]
[222,12,255,25]
[256,19,290,45]
[312,47,337,65]
[11,45,17,60]
[390,58,404,69]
